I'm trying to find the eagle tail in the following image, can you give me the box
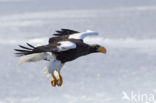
[17,53,48,65]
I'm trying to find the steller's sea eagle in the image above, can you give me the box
[14,29,107,87]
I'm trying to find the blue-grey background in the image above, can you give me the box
[0,0,156,103]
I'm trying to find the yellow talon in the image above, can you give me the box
[57,74,63,87]
[51,76,57,87]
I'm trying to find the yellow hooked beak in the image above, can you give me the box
[97,46,107,54]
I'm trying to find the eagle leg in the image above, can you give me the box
[56,73,63,87]
[51,75,57,87]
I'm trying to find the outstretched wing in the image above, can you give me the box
[15,41,76,56]
[49,29,98,44]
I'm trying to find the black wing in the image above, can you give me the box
[14,43,58,56]
[53,29,79,36]
[14,40,79,56]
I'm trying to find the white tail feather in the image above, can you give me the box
[18,52,52,65]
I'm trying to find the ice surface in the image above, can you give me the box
[0,0,156,103]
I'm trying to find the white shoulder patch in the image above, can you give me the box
[57,41,76,52]
[68,30,98,40]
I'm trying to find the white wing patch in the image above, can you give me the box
[57,41,76,52]
[69,30,98,40]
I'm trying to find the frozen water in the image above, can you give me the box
[0,0,156,103]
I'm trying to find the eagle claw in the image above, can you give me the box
[51,76,57,87]
[57,74,63,87]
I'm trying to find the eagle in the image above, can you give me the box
[14,29,107,87]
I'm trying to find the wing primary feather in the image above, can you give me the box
[14,53,24,57]
[14,49,31,52]
[26,43,35,48]
[56,30,63,33]
[18,45,33,50]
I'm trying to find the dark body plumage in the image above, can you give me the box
[55,41,97,63]
[15,29,99,63]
